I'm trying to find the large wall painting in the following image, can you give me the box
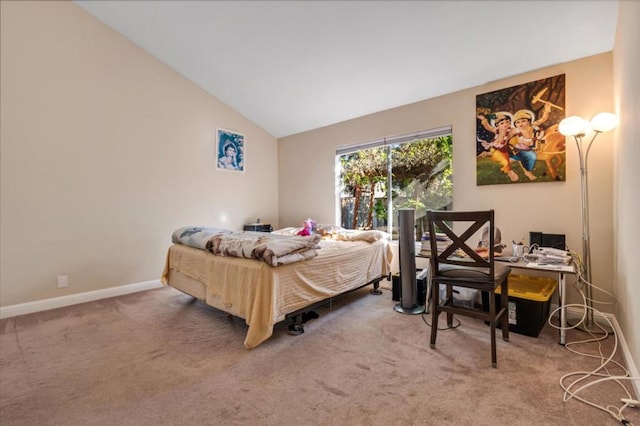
[476,74,566,185]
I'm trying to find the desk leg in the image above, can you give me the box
[559,272,566,345]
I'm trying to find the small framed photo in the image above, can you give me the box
[216,128,245,173]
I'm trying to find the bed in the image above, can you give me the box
[161,226,392,349]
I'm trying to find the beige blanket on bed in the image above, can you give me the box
[161,238,391,349]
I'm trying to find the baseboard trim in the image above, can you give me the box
[609,315,640,398]
[555,304,639,397]
[0,280,163,320]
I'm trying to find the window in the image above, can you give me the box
[336,126,452,240]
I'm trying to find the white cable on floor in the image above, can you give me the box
[547,253,640,425]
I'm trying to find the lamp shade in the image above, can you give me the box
[590,112,618,133]
[558,116,590,137]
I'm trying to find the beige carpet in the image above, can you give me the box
[1,285,638,425]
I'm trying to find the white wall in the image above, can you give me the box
[613,0,640,370]
[0,2,278,306]
[2,2,635,372]
[279,54,615,311]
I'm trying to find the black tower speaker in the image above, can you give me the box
[394,208,425,315]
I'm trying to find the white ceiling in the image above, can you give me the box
[74,1,619,138]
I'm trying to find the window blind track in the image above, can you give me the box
[336,125,452,155]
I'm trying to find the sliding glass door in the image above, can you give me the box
[337,126,453,240]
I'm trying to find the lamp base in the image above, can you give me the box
[394,303,425,315]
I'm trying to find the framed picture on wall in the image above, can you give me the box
[216,128,245,173]
[476,74,566,185]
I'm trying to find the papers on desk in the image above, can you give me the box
[419,233,452,257]
[526,262,574,272]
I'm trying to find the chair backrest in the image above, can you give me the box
[426,210,496,282]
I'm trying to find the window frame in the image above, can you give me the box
[335,125,453,238]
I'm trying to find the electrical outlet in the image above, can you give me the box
[57,275,68,288]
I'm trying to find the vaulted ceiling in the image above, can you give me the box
[75,1,619,138]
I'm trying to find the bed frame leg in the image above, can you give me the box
[286,274,387,335]
[287,310,320,335]
[370,277,384,295]
[287,314,305,335]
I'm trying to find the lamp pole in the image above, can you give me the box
[575,132,599,327]
[560,112,617,330]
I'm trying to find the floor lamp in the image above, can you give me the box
[558,112,618,327]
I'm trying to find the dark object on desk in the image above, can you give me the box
[482,274,557,337]
[427,209,511,368]
[529,232,566,251]
[244,224,273,232]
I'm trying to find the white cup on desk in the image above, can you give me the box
[512,243,527,258]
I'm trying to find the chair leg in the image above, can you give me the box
[425,275,432,314]
[445,285,454,327]
[489,290,497,368]
[501,279,509,342]
[430,282,439,349]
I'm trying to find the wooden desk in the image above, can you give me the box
[419,253,575,344]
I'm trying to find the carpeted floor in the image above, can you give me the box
[1,285,638,425]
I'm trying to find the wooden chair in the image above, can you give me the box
[426,210,511,368]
